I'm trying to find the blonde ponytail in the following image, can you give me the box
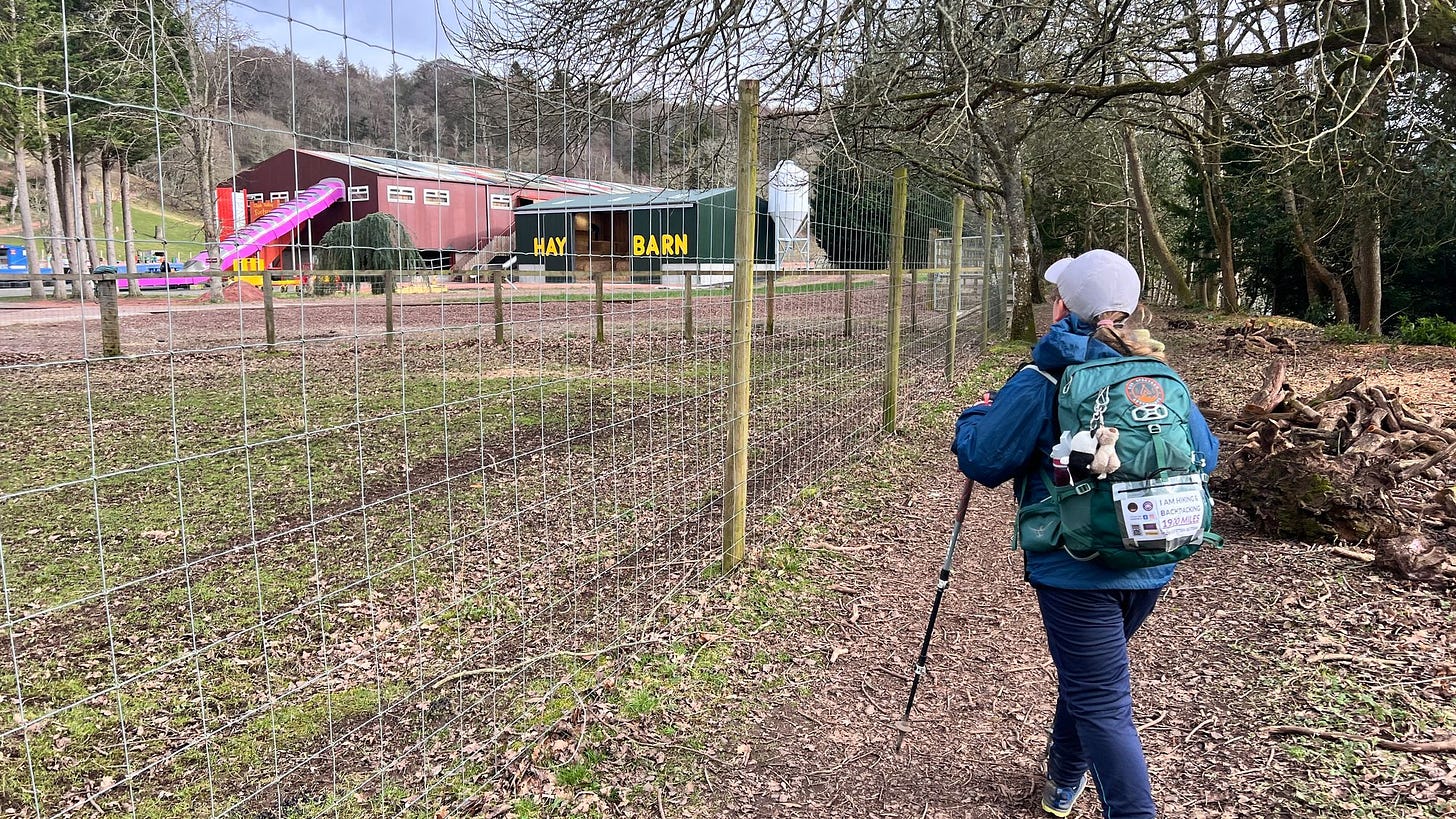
[1092,309,1166,361]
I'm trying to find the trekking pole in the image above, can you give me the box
[894,477,975,751]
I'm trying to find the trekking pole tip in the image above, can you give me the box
[892,720,914,752]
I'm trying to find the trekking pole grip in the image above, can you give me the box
[953,477,974,524]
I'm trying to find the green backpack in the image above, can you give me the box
[1015,356,1222,569]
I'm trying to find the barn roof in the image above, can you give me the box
[297,149,658,196]
[513,187,735,213]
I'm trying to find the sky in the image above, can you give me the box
[227,0,468,72]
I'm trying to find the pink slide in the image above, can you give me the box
[182,177,346,272]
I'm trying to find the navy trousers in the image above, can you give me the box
[1036,587,1162,819]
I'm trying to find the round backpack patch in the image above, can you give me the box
[1124,377,1166,406]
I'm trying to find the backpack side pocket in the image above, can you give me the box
[1049,479,1122,556]
[1014,496,1062,553]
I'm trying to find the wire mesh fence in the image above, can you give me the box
[0,5,1009,817]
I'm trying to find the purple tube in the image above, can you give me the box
[184,177,346,272]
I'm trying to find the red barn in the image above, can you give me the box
[228,149,656,270]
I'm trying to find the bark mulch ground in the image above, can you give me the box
[633,313,1456,819]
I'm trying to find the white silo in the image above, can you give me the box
[767,160,812,269]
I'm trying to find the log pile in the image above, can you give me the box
[1212,361,1456,582]
[1218,319,1298,354]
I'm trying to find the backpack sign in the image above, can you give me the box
[1015,356,1221,569]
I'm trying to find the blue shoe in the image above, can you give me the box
[1040,773,1089,817]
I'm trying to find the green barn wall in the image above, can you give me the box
[514,192,773,278]
[628,206,694,272]
[694,192,773,266]
[514,211,573,272]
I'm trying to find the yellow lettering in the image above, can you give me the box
[673,234,688,255]
[633,235,645,256]
[646,234,659,255]
[549,237,563,255]
[533,237,545,255]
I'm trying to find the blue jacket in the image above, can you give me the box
[952,317,1220,589]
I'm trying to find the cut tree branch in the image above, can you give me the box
[1266,725,1456,754]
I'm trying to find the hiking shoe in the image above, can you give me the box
[1040,773,1089,817]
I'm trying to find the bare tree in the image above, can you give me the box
[453,0,1455,333]
[118,149,142,296]
[1282,182,1349,323]
[38,120,69,300]
[1123,125,1197,306]
[100,151,117,266]
[78,152,102,272]
[11,126,46,298]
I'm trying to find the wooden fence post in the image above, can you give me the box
[683,269,695,341]
[982,205,993,343]
[911,268,919,329]
[945,198,965,380]
[95,269,121,357]
[765,269,776,335]
[843,269,853,337]
[723,78,759,574]
[594,269,606,344]
[883,167,908,432]
[384,269,395,340]
[262,270,277,351]
[493,268,506,345]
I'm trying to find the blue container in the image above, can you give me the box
[2,244,27,271]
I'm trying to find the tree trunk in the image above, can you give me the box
[1353,210,1383,336]
[40,138,69,300]
[1195,141,1238,314]
[78,153,103,273]
[12,127,46,299]
[189,112,223,301]
[1303,262,1320,310]
[1123,126,1196,307]
[1219,444,1401,543]
[1282,183,1349,323]
[192,118,220,248]
[1213,196,1238,313]
[1026,172,1045,305]
[997,151,1036,342]
[100,152,117,266]
[56,146,92,298]
[119,154,141,297]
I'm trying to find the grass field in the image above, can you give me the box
[92,200,209,259]
[0,288,966,818]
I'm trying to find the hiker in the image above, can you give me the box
[952,249,1220,819]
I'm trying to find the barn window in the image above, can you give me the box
[269,192,289,202]
[348,186,370,202]
[246,193,264,202]
[423,189,450,206]
[386,185,416,203]
[490,194,512,210]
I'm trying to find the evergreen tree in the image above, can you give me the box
[317,212,423,293]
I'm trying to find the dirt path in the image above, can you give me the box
[666,319,1456,818]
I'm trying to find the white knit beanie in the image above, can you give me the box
[1055,249,1141,322]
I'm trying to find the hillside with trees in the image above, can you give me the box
[4,1,1454,337]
